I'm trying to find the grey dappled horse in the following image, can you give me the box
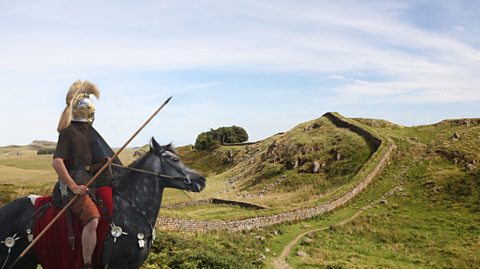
[0,138,206,269]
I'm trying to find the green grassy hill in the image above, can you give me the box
[162,115,374,218]
[272,117,480,268]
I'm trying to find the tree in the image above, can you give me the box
[194,131,220,151]
[195,126,248,150]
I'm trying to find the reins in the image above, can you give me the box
[110,163,191,184]
[111,163,175,179]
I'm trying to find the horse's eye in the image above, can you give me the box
[172,157,179,162]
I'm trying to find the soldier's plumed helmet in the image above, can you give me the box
[57,80,100,132]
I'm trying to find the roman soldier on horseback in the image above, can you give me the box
[0,86,205,269]
[52,80,114,269]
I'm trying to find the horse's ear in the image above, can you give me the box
[150,137,161,150]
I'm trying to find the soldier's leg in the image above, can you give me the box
[82,218,99,267]
[71,195,101,268]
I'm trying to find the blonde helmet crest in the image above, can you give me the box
[57,80,100,132]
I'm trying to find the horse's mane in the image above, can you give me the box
[128,152,148,169]
[161,143,176,154]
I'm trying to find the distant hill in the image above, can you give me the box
[1,140,56,150]
[27,140,57,150]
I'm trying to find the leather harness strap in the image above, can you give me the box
[59,182,75,250]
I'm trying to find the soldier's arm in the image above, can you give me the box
[52,158,88,195]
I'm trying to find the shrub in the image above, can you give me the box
[0,184,14,205]
[37,148,56,155]
[195,126,248,150]
[194,131,221,151]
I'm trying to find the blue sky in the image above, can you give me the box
[0,0,479,147]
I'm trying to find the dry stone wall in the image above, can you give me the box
[221,133,284,147]
[163,198,268,210]
[163,199,213,209]
[323,112,382,151]
[157,113,395,231]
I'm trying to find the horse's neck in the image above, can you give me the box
[113,175,164,227]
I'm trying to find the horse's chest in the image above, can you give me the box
[109,200,154,249]
[103,223,152,268]
[105,189,158,267]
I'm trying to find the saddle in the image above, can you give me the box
[32,187,113,269]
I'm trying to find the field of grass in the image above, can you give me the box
[0,146,139,205]
[161,203,268,221]
[1,114,479,269]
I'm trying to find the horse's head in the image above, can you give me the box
[132,137,206,192]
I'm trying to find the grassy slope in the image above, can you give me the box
[278,119,480,269]
[0,148,56,183]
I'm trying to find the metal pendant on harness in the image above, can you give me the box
[137,233,145,249]
[1,234,19,248]
[3,237,15,248]
[110,223,128,243]
[26,229,33,242]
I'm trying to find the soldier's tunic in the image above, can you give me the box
[53,122,102,225]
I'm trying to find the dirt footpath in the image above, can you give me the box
[271,207,370,269]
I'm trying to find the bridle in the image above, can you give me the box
[111,148,192,184]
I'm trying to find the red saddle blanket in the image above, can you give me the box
[33,187,113,269]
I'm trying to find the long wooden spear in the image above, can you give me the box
[13,96,172,264]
